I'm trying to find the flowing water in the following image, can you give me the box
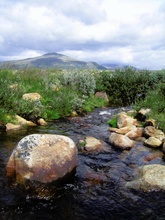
[1,107,165,220]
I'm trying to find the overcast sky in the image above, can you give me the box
[0,0,165,69]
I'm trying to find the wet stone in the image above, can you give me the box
[6,134,78,197]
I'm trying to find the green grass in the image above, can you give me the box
[134,81,165,131]
[107,115,117,128]
[0,67,165,132]
[0,68,105,123]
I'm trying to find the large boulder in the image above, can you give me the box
[109,132,134,150]
[126,164,165,192]
[6,134,78,186]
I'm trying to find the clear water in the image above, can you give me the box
[1,107,165,220]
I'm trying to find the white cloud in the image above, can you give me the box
[56,0,106,25]
[62,46,134,64]
[0,50,44,61]
[0,0,165,69]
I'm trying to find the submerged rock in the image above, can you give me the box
[126,164,165,192]
[6,134,78,188]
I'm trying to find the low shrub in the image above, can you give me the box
[83,95,108,113]
[134,83,165,131]
[42,87,76,119]
[95,66,158,106]
[62,69,96,95]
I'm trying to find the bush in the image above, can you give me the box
[42,87,76,119]
[95,66,158,106]
[82,95,107,113]
[61,69,96,95]
[95,70,114,91]
[134,83,165,131]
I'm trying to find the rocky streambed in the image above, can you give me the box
[1,107,165,220]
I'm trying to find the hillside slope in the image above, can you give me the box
[0,52,106,70]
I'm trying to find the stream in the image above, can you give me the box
[1,107,165,220]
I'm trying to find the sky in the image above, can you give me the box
[0,0,165,70]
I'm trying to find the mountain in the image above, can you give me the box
[102,63,125,70]
[0,52,106,70]
[102,63,140,70]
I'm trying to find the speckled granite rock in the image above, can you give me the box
[6,134,78,185]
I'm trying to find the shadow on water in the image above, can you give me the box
[1,107,165,220]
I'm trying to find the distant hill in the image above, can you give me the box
[102,63,140,70]
[102,63,125,70]
[0,52,106,70]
